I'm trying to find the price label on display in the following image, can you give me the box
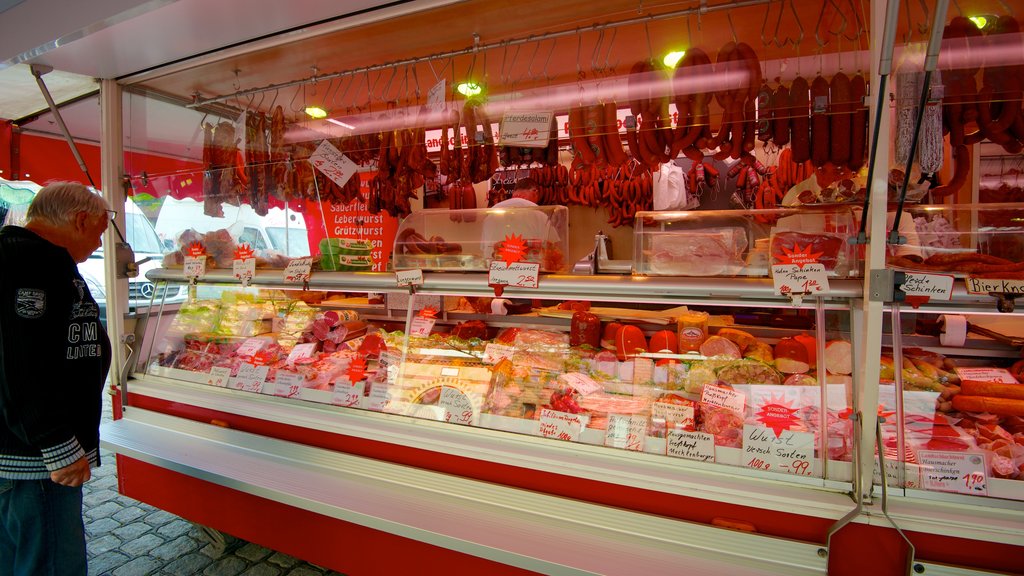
[953,367,1018,384]
[902,273,954,300]
[395,269,423,287]
[183,256,206,280]
[538,408,588,442]
[283,257,313,284]
[743,425,815,476]
[233,257,256,287]
[918,451,988,496]
[206,366,232,388]
[439,386,476,425]
[482,343,515,364]
[667,431,715,462]
[331,378,365,407]
[286,343,317,365]
[232,363,269,393]
[235,338,266,359]
[427,79,447,113]
[965,277,1024,295]
[273,371,304,398]
[367,382,393,412]
[701,385,745,413]
[410,316,436,337]
[310,139,359,188]
[498,111,553,148]
[488,261,540,289]
[605,414,647,452]
[772,264,830,296]
[652,402,695,431]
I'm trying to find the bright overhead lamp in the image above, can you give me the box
[456,82,482,97]
[326,118,356,130]
[663,51,686,69]
[305,106,327,119]
[967,15,988,29]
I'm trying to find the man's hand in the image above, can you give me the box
[50,456,91,487]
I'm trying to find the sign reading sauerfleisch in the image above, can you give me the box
[498,111,553,148]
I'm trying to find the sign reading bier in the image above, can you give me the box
[965,277,1024,295]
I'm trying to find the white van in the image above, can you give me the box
[155,197,310,257]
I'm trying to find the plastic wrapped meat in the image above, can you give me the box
[648,229,748,276]
[701,406,744,447]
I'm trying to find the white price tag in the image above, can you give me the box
[538,408,588,442]
[410,317,436,337]
[273,371,304,398]
[286,342,317,365]
[772,263,830,296]
[331,378,365,407]
[743,425,815,476]
[206,366,232,388]
[652,402,695,430]
[918,451,988,496]
[701,385,746,413]
[667,431,715,461]
[557,372,602,396]
[498,111,553,148]
[310,140,359,188]
[235,338,266,359]
[483,343,515,364]
[283,257,313,284]
[605,414,647,451]
[232,363,269,393]
[184,256,206,279]
[233,258,256,287]
[368,382,393,412]
[395,269,423,287]
[427,79,447,113]
[953,367,1018,384]
[439,386,477,425]
[902,273,954,299]
[965,277,1024,295]
[488,261,540,289]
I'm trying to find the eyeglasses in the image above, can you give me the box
[105,210,118,221]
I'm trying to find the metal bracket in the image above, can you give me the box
[869,268,902,302]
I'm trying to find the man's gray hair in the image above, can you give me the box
[26,182,110,227]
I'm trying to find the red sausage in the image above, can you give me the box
[829,72,852,166]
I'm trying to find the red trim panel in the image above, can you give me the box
[115,458,538,576]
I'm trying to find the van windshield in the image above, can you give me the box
[126,213,165,254]
[266,227,311,256]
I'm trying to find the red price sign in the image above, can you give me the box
[772,263,830,296]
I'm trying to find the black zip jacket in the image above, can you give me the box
[0,225,111,479]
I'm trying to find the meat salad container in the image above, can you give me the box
[392,205,568,272]
[633,206,859,278]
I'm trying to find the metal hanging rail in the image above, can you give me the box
[186,0,775,109]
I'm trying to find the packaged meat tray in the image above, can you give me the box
[392,206,568,272]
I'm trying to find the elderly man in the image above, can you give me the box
[0,181,113,576]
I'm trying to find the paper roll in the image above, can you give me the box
[940,315,968,347]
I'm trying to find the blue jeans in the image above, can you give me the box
[0,477,86,576]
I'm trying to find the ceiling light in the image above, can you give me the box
[456,82,482,97]
[305,106,327,119]
[326,118,356,130]
[968,15,988,29]
[663,51,686,69]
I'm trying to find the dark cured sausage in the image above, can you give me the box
[829,72,852,166]
[790,76,811,163]
[772,84,791,146]
[810,75,831,167]
[848,74,867,171]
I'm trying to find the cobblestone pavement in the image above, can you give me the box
[87,391,347,576]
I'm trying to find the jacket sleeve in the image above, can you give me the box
[0,262,85,470]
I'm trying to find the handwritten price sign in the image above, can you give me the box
[231,363,269,393]
[439,386,477,426]
[183,255,206,280]
[701,385,745,413]
[743,425,815,476]
[605,414,647,452]
[482,343,515,364]
[918,451,988,496]
[488,260,540,289]
[331,378,365,407]
[206,366,232,388]
[667,431,715,462]
[902,273,954,299]
[273,371,304,398]
[310,140,359,188]
[498,111,553,148]
[283,257,313,284]
[538,408,588,442]
[395,269,423,287]
[427,79,446,113]
[772,263,830,296]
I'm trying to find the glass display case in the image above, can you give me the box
[392,205,569,273]
[633,207,859,278]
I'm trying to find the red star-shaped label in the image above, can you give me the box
[418,306,439,319]
[776,243,824,268]
[233,243,255,261]
[756,395,801,438]
[187,242,207,257]
[251,349,274,367]
[347,355,368,382]
[499,234,527,266]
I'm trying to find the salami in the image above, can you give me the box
[789,76,811,163]
[829,72,852,166]
[772,84,791,146]
[810,75,830,167]
[848,75,867,171]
